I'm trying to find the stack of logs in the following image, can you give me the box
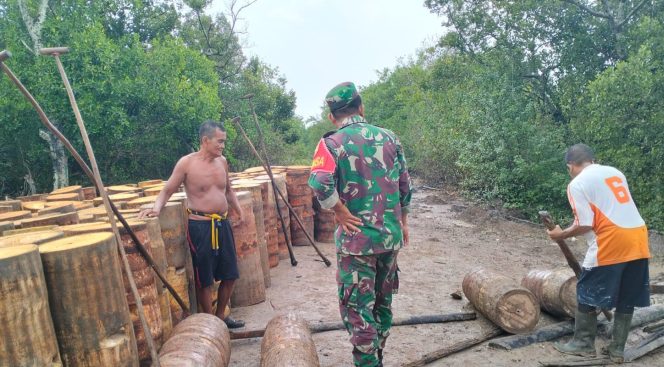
[0,165,339,366]
[284,166,315,246]
[313,199,335,243]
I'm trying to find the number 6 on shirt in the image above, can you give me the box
[605,176,631,204]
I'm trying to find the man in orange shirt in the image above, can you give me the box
[547,143,650,363]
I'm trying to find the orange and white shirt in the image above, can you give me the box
[567,164,650,268]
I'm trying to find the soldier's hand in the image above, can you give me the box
[333,205,363,236]
[403,225,410,246]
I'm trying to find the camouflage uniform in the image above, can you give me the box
[309,82,413,366]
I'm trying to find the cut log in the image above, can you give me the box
[0,230,64,248]
[159,313,231,367]
[0,221,15,234]
[140,202,187,268]
[19,212,79,228]
[233,183,270,288]
[463,268,541,334]
[261,313,320,367]
[230,191,265,306]
[46,193,81,202]
[403,326,504,367]
[521,268,577,318]
[0,245,62,367]
[37,202,75,216]
[0,210,31,222]
[50,185,83,200]
[1,200,23,211]
[39,233,138,366]
[3,225,58,236]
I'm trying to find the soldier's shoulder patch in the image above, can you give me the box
[311,138,336,174]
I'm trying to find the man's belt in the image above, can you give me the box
[187,208,228,254]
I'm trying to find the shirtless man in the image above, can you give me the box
[139,120,245,328]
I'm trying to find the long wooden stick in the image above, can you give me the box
[230,312,476,340]
[402,327,503,367]
[539,211,613,321]
[231,116,332,267]
[0,51,190,316]
[47,49,159,365]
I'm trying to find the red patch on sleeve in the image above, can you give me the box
[311,139,336,173]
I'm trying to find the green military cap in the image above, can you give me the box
[325,82,360,113]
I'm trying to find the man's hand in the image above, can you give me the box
[237,209,245,225]
[138,208,159,219]
[402,225,410,246]
[332,204,363,236]
[547,225,565,241]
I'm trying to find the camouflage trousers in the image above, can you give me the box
[337,251,399,367]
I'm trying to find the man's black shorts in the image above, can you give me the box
[577,258,650,311]
[187,219,239,288]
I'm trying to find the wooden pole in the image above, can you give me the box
[230,312,476,340]
[402,327,503,367]
[48,50,160,366]
[231,117,331,267]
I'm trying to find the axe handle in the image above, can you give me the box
[539,211,613,321]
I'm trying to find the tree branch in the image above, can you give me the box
[617,0,650,28]
[560,0,610,19]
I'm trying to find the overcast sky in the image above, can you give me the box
[208,0,444,119]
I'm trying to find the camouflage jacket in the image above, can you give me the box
[308,115,413,255]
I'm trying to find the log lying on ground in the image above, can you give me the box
[491,304,664,351]
[159,313,230,367]
[261,313,320,367]
[521,268,577,318]
[463,268,540,334]
[402,326,504,367]
[230,312,476,340]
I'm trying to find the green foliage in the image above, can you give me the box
[571,21,664,228]
[0,0,304,195]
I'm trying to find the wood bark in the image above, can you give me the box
[230,191,265,306]
[233,183,270,288]
[0,245,62,367]
[39,233,138,366]
[462,268,540,334]
[261,313,320,367]
[159,313,231,367]
[521,268,577,318]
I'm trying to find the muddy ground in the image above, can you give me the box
[228,189,664,366]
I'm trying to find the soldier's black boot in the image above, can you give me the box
[554,309,597,357]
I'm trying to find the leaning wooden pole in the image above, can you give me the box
[231,116,331,267]
[41,46,159,366]
[0,49,189,315]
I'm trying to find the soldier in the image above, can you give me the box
[547,144,650,362]
[308,82,413,366]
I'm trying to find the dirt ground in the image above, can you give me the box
[228,189,664,366]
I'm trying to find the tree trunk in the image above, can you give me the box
[39,130,69,191]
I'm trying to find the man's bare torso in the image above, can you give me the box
[182,152,229,219]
